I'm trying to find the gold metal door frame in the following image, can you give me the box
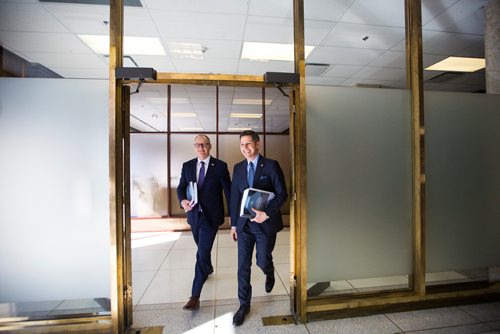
[109,0,499,331]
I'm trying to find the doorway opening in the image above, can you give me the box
[125,81,294,324]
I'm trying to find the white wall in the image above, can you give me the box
[0,78,110,302]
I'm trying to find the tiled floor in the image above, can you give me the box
[131,229,500,333]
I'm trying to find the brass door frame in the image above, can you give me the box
[109,0,500,331]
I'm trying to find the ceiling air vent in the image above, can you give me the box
[305,63,330,76]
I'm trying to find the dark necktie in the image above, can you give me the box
[198,161,205,188]
[247,161,254,187]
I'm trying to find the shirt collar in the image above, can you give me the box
[247,154,260,167]
[198,156,211,165]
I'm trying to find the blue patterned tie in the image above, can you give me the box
[247,161,254,187]
[198,161,205,188]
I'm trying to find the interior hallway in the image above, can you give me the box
[131,228,500,333]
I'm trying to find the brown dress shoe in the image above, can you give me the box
[183,296,200,310]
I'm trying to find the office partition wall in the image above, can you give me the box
[425,91,500,281]
[306,86,413,286]
[0,78,110,304]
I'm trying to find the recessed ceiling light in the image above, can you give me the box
[179,127,203,131]
[227,127,252,131]
[241,42,314,61]
[78,35,166,56]
[171,113,197,118]
[232,99,273,105]
[229,113,262,119]
[425,57,485,72]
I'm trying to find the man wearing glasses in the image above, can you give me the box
[177,134,231,310]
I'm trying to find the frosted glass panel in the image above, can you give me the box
[130,134,168,218]
[306,86,412,283]
[425,91,500,273]
[0,78,109,302]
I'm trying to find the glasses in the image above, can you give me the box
[194,143,210,148]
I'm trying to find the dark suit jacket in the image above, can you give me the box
[230,155,288,234]
[177,157,231,227]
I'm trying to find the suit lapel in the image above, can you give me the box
[189,159,197,183]
[203,157,217,183]
[253,156,265,187]
[239,160,249,188]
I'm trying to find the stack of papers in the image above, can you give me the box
[187,181,198,207]
[239,188,275,218]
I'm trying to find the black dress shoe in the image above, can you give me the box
[232,305,250,326]
[265,270,275,293]
[209,265,214,275]
[183,296,200,310]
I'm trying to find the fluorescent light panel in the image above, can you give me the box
[79,35,166,56]
[241,42,314,61]
[233,99,273,105]
[425,57,485,72]
[229,113,262,119]
[227,127,252,131]
[179,127,203,131]
[148,98,190,104]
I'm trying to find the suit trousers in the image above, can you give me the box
[237,221,277,307]
[190,211,218,297]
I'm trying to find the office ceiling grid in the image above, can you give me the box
[0,0,489,132]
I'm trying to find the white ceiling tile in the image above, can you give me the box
[22,52,107,69]
[124,7,162,37]
[323,23,405,50]
[0,2,68,33]
[151,10,246,41]
[323,64,362,77]
[305,20,336,45]
[351,67,405,81]
[248,0,292,18]
[423,32,483,55]
[454,40,484,58]
[171,58,238,74]
[50,67,108,79]
[307,46,385,66]
[129,55,176,72]
[42,3,109,35]
[305,0,355,21]
[391,29,441,51]
[0,31,92,54]
[368,51,405,69]
[339,0,405,27]
[143,0,248,15]
[423,0,488,33]
[200,40,242,59]
[237,60,294,76]
[421,0,460,25]
[245,16,294,44]
[233,87,263,98]
[443,8,485,35]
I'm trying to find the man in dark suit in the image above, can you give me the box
[230,130,288,326]
[177,134,231,311]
